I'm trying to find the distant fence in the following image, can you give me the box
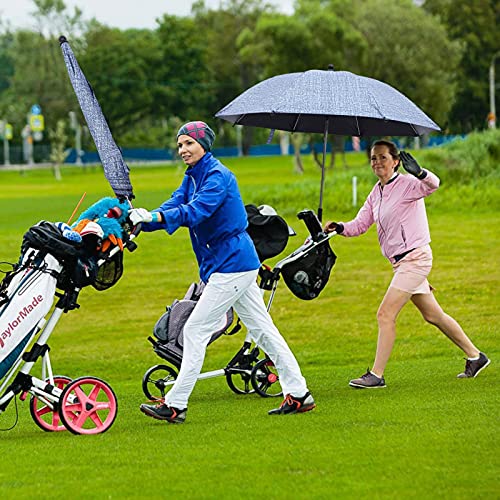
[0,135,465,166]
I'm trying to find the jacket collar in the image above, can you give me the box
[379,172,399,188]
[187,152,213,175]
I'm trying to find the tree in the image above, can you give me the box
[81,26,162,141]
[155,15,215,124]
[236,0,367,164]
[423,0,500,132]
[0,0,86,145]
[238,0,367,77]
[80,16,217,148]
[193,0,275,153]
[48,118,69,180]
[0,30,14,95]
[353,0,462,130]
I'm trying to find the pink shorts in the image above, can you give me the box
[390,245,433,295]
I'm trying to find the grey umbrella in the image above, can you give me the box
[215,66,440,220]
[59,36,134,200]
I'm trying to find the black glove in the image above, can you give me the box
[400,151,427,179]
[323,221,344,234]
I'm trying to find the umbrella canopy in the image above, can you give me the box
[59,36,134,200]
[216,68,440,136]
[216,67,441,220]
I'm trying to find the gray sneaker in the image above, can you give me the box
[349,369,386,389]
[457,352,490,378]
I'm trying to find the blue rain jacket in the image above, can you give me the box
[141,152,260,282]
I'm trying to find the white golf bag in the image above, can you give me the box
[0,250,61,378]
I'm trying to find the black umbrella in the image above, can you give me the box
[59,36,134,200]
[215,66,440,220]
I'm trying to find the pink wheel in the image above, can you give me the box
[29,376,72,432]
[58,377,118,435]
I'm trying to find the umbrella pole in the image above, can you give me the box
[318,119,329,222]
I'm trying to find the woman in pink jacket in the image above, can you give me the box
[324,140,489,388]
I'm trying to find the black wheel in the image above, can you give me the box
[226,367,255,395]
[251,358,283,398]
[142,364,178,400]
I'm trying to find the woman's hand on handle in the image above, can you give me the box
[323,221,343,234]
[128,208,162,225]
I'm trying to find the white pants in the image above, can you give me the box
[165,269,308,408]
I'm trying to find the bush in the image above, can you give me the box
[420,129,500,183]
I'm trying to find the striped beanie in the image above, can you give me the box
[177,121,216,152]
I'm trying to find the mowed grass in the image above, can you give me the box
[0,155,498,499]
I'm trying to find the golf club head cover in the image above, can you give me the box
[55,221,83,242]
[400,151,427,179]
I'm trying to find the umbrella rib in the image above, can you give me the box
[235,114,246,126]
[355,116,361,136]
[292,114,301,132]
[409,122,419,135]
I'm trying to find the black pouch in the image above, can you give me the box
[93,251,124,291]
[71,257,99,288]
[281,240,337,300]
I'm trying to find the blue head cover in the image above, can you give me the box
[74,197,130,238]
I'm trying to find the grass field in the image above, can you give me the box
[0,153,498,499]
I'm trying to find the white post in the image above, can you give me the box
[75,124,82,165]
[21,123,33,168]
[0,120,8,166]
[352,176,357,207]
[69,111,83,164]
[26,114,34,165]
[3,134,9,166]
[279,131,290,155]
[236,125,243,157]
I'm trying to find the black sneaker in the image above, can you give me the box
[140,402,187,423]
[268,392,316,415]
[349,369,386,388]
[457,352,490,378]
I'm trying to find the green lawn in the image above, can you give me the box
[0,155,498,499]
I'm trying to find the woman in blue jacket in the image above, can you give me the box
[130,121,314,423]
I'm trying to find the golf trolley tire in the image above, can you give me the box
[142,364,178,400]
[226,370,255,395]
[29,375,72,432]
[58,376,118,435]
[251,358,283,398]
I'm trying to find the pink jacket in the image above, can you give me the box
[340,170,440,262]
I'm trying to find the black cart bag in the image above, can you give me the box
[245,204,292,262]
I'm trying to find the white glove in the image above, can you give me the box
[128,208,154,225]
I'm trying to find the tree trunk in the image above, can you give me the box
[291,134,304,174]
[242,127,254,156]
[309,136,322,169]
[52,164,62,181]
[330,135,347,169]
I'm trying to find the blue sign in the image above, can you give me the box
[31,104,42,115]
